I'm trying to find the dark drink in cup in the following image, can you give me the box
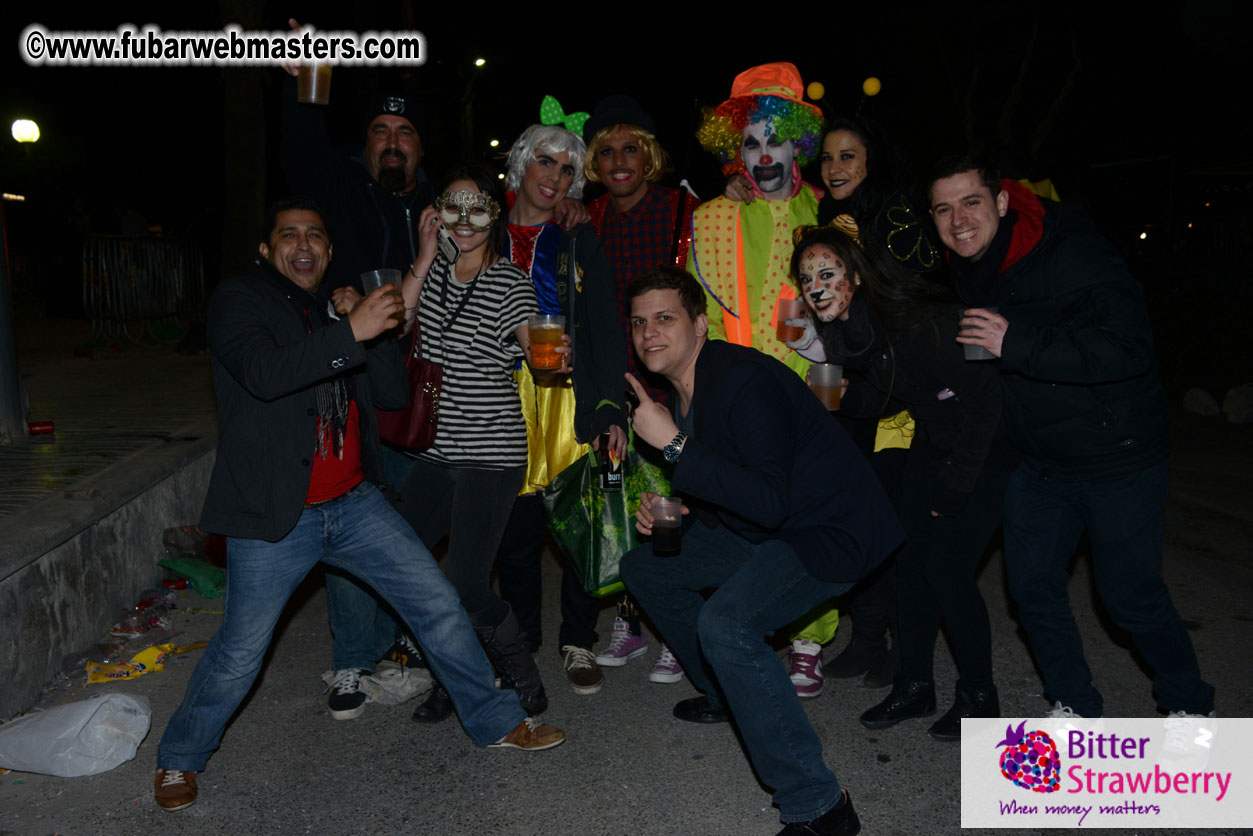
[811,385,841,410]
[651,521,682,556]
[651,496,683,557]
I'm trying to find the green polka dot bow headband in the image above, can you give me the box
[539,95,589,138]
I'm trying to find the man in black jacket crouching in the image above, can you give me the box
[620,267,901,836]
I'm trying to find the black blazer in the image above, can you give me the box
[200,260,408,541]
[668,340,903,583]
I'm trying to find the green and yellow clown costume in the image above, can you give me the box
[685,64,840,646]
[687,63,824,380]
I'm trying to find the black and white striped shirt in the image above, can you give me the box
[414,255,538,468]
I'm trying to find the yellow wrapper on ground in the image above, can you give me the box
[86,642,208,684]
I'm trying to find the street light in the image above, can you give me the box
[0,123,37,441]
[489,139,499,148]
[474,58,485,67]
[11,119,39,143]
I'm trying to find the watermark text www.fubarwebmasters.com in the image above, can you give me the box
[20,24,425,67]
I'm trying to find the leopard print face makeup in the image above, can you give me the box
[797,245,859,322]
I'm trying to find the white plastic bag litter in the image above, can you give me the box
[0,693,151,777]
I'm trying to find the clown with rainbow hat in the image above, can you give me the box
[686,64,840,696]
[688,62,825,380]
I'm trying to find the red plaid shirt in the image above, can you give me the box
[588,183,702,403]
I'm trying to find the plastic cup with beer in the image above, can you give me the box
[297,62,333,105]
[651,496,684,557]
[528,314,566,370]
[808,363,844,411]
[360,269,403,325]
[776,297,810,344]
[360,268,403,295]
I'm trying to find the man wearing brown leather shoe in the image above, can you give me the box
[151,199,564,812]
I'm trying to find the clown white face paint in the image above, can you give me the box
[797,245,859,322]
[741,118,795,200]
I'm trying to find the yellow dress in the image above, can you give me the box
[515,366,588,495]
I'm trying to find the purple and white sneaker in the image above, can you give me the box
[648,644,685,684]
[789,639,824,699]
[595,617,648,667]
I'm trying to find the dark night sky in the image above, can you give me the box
[2,2,1249,275]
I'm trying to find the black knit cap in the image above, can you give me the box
[584,95,657,140]
[364,93,424,138]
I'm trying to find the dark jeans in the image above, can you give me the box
[496,492,600,651]
[1003,460,1214,716]
[157,483,523,771]
[895,450,1010,685]
[621,521,853,823]
[398,460,525,629]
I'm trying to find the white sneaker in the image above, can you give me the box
[1045,701,1081,719]
[1161,710,1217,768]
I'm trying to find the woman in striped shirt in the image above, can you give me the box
[393,165,559,721]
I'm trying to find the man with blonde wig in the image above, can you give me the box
[577,96,703,683]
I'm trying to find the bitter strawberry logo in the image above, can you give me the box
[996,721,1061,793]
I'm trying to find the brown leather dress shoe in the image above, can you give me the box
[488,718,566,751]
[154,768,198,812]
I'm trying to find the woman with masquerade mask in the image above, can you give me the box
[382,165,553,721]
[790,226,1016,740]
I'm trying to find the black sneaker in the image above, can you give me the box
[386,633,427,669]
[776,791,860,835]
[327,668,371,720]
[561,645,603,695]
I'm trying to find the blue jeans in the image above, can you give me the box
[321,445,418,670]
[1003,461,1214,716]
[157,483,524,771]
[621,521,853,823]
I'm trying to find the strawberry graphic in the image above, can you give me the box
[995,721,1061,793]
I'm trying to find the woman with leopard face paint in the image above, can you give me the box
[789,225,1018,742]
[796,242,861,323]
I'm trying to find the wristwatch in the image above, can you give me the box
[662,431,687,463]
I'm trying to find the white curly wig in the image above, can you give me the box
[504,124,588,199]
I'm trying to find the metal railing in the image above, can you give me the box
[82,235,205,346]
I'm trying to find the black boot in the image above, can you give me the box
[826,637,888,679]
[476,608,548,716]
[412,680,453,723]
[928,680,999,742]
[860,640,899,689]
[859,677,935,729]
